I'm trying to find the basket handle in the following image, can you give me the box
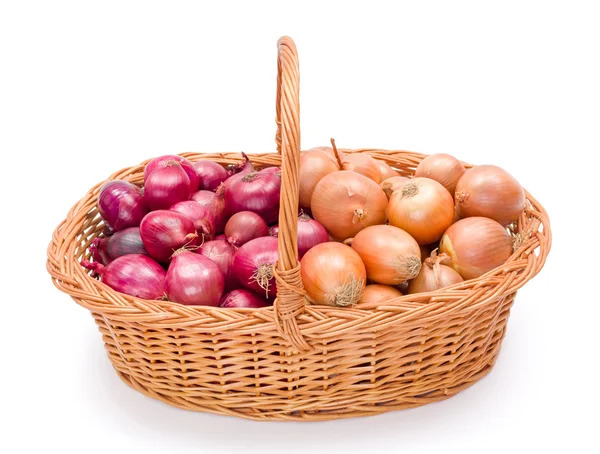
[273,36,311,351]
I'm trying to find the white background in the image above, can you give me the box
[1,1,598,453]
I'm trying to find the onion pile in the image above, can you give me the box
[87,148,525,309]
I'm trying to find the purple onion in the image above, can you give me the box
[81,254,166,300]
[268,225,279,237]
[193,160,228,191]
[144,161,192,211]
[297,213,329,258]
[90,227,147,264]
[197,239,237,291]
[170,200,215,240]
[144,155,199,190]
[232,236,278,298]
[140,210,198,262]
[224,168,281,224]
[220,289,268,308]
[98,181,148,231]
[227,152,254,177]
[225,211,269,247]
[190,187,226,233]
[166,249,224,306]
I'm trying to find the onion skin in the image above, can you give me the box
[191,187,226,233]
[297,213,329,259]
[311,171,388,241]
[144,155,199,191]
[339,153,382,183]
[407,252,463,294]
[268,225,279,237]
[439,217,513,280]
[193,160,228,191]
[219,289,268,308]
[226,152,254,177]
[170,200,215,240]
[91,227,147,264]
[375,160,399,181]
[415,154,466,196]
[455,165,525,226]
[299,150,340,208]
[388,177,454,245]
[380,176,410,199]
[232,236,279,297]
[359,284,403,305]
[98,181,148,231]
[224,169,281,224]
[225,211,269,247]
[351,225,422,285]
[197,239,237,291]
[166,250,224,306]
[140,210,198,262]
[144,162,192,211]
[81,254,166,300]
[301,242,366,307]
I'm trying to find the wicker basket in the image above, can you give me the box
[47,36,551,421]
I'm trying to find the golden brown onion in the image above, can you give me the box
[311,171,388,241]
[359,284,403,305]
[301,242,366,307]
[351,225,421,285]
[387,177,455,245]
[439,217,513,280]
[415,153,466,196]
[380,176,410,199]
[407,251,463,293]
[298,150,340,209]
[330,140,381,183]
[375,159,399,181]
[455,165,525,226]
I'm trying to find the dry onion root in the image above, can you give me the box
[408,250,463,294]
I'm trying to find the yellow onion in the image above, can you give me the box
[415,153,466,196]
[388,177,454,245]
[350,224,421,285]
[331,139,381,183]
[311,171,388,241]
[408,251,463,294]
[299,149,340,208]
[301,242,366,307]
[380,176,410,199]
[359,284,403,305]
[439,217,513,280]
[375,159,399,181]
[455,165,525,226]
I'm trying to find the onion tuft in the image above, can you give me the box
[232,236,279,297]
[380,176,410,198]
[407,250,463,293]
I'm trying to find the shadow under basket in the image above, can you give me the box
[47,36,551,421]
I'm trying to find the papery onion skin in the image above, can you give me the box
[197,239,237,291]
[299,150,340,208]
[91,227,147,264]
[219,289,268,308]
[81,254,166,300]
[351,224,422,285]
[388,177,454,245]
[191,187,227,233]
[225,211,269,247]
[455,165,525,226]
[300,242,366,307]
[232,236,279,297]
[339,153,382,183]
[359,284,403,305]
[439,217,513,280]
[98,181,148,231]
[407,252,463,294]
[311,171,388,241]
[380,176,410,199]
[170,200,215,240]
[375,160,399,181]
[144,155,199,190]
[193,160,228,191]
[415,154,466,196]
[144,162,192,211]
[165,249,224,306]
[224,169,281,224]
[268,225,279,237]
[140,210,198,262]
[297,213,329,259]
[226,152,254,177]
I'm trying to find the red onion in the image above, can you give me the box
[232,236,278,297]
[219,289,268,308]
[140,210,198,262]
[193,160,228,191]
[144,155,199,190]
[215,234,226,241]
[225,211,268,247]
[191,186,226,233]
[90,227,147,264]
[226,152,254,177]
[268,225,279,237]
[224,169,281,224]
[169,200,215,240]
[261,166,281,175]
[165,249,224,306]
[81,254,166,300]
[98,181,148,231]
[197,239,237,291]
[144,161,192,210]
[297,213,329,259]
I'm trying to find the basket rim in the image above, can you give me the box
[47,149,552,328]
